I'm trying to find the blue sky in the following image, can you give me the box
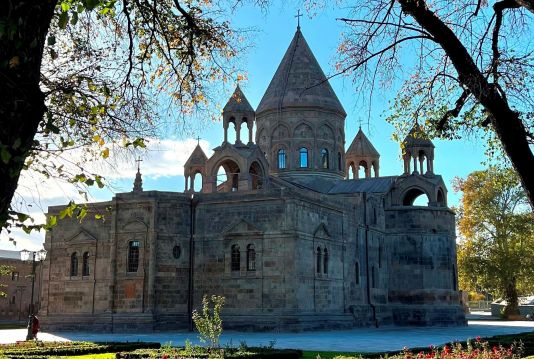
[0,3,488,251]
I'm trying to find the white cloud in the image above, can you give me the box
[3,137,212,250]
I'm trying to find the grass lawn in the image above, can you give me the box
[67,354,116,359]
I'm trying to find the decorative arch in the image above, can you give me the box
[293,122,314,138]
[256,127,268,152]
[249,161,265,190]
[272,124,290,140]
[318,124,335,141]
[402,187,431,206]
[437,188,445,206]
[213,158,241,192]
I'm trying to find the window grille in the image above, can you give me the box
[70,253,78,277]
[82,252,90,276]
[247,244,256,271]
[128,241,140,272]
[231,244,240,271]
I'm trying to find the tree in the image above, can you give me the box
[0,265,13,298]
[1,0,246,234]
[454,168,534,317]
[334,0,534,207]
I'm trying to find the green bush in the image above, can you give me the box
[0,341,160,358]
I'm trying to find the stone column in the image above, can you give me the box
[413,155,418,174]
[236,120,242,144]
[223,123,229,143]
[184,175,189,192]
[247,122,253,145]
[419,156,424,174]
[190,175,195,192]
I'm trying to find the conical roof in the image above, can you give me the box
[403,124,434,148]
[223,85,254,113]
[185,144,208,166]
[256,29,346,116]
[347,128,380,158]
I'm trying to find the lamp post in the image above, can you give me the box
[20,249,47,340]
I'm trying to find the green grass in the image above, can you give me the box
[66,354,116,359]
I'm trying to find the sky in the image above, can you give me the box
[0,3,488,252]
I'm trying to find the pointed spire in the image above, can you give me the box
[347,128,380,158]
[256,29,346,116]
[223,85,254,113]
[133,157,143,193]
[403,123,434,148]
[184,143,208,167]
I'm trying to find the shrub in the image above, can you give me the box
[192,295,225,350]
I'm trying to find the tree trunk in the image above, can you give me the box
[0,0,57,227]
[398,0,534,209]
[503,277,520,318]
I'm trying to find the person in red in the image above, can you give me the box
[31,316,40,340]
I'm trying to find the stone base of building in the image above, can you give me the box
[41,305,465,332]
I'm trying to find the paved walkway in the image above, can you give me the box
[1,319,533,353]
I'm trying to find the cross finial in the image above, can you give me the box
[135,156,143,173]
[196,136,200,145]
[295,9,303,30]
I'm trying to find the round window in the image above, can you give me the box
[172,245,181,259]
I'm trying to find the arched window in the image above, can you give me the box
[128,241,140,272]
[299,147,308,168]
[321,148,329,169]
[247,244,256,271]
[278,149,287,169]
[70,253,78,277]
[231,244,240,271]
[82,252,90,276]
[323,248,329,274]
[316,247,322,274]
[338,152,342,171]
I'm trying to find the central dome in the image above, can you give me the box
[256,29,346,116]
[255,29,347,180]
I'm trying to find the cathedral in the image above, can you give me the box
[39,27,466,331]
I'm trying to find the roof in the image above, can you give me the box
[328,177,397,194]
[223,85,254,114]
[346,128,380,158]
[276,175,397,194]
[184,144,208,167]
[256,29,346,116]
[404,124,434,148]
[0,249,21,260]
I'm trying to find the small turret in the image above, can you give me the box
[223,85,255,145]
[345,128,380,179]
[184,141,208,192]
[402,123,435,175]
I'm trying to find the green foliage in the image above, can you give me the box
[455,167,534,316]
[0,265,13,298]
[3,0,246,234]
[192,295,225,350]
[0,341,160,358]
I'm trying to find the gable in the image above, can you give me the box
[65,230,98,244]
[222,218,262,236]
[313,223,330,239]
